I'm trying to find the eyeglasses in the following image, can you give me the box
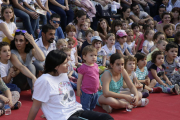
[16,29,27,33]
[52,20,60,24]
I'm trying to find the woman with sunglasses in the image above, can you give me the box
[48,0,74,31]
[28,50,114,120]
[0,6,16,43]
[156,12,175,33]
[10,30,45,92]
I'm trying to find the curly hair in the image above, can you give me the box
[151,51,164,63]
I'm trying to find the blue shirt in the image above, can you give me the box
[38,27,65,41]
[153,15,161,22]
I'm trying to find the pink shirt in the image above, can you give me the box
[134,33,144,51]
[77,63,99,94]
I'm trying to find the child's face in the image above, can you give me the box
[68,42,74,49]
[176,26,180,33]
[0,45,11,60]
[137,57,147,68]
[118,36,127,44]
[64,51,71,61]
[86,19,91,28]
[110,58,124,73]
[127,32,134,42]
[147,21,154,29]
[67,31,76,37]
[146,30,155,40]
[86,32,93,43]
[106,36,115,46]
[122,23,128,30]
[157,34,166,42]
[165,27,173,36]
[57,43,67,50]
[83,51,97,65]
[155,54,164,65]
[157,41,167,52]
[82,22,89,31]
[162,0,169,5]
[94,41,102,50]
[100,20,107,29]
[159,8,166,16]
[115,25,121,32]
[166,48,178,59]
[126,61,136,72]
[133,26,139,34]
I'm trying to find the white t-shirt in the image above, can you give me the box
[71,48,76,66]
[0,21,16,42]
[125,41,135,55]
[68,61,73,73]
[97,48,106,66]
[40,0,47,6]
[33,73,82,120]
[0,61,12,83]
[141,40,154,54]
[130,11,148,19]
[102,45,116,60]
[129,71,136,83]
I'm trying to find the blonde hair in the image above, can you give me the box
[56,39,68,47]
[106,33,115,40]
[124,56,137,70]
[125,29,133,34]
[82,45,97,56]
[60,47,71,52]
[67,37,75,44]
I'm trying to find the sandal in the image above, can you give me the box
[140,98,149,107]
[12,101,22,110]
[0,109,5,116]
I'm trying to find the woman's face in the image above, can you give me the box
[123,8,131,18]
[3,8,13,21]
[100,20,107,29]
[55,58,69,74]
[162,14,171,23]
[172,11,179,19]
[14,35,27,51]
[77,15,86,25]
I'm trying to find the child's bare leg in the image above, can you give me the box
[148,79,157,88]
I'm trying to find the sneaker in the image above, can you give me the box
[153,87,162,93]
[174,84,180,95]
[102,105,112,113]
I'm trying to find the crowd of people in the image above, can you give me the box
[0,0,180,119]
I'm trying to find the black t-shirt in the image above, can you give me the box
[149,64,166,78]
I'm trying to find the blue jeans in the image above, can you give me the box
[13,7,38,37]
[49,4,74,31]
[36,14,47,30]
[70,81,77,90]
[154,80,174,93]
[80,90,98,110]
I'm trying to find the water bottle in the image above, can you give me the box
[126,94,134,112]
[4,104,11,115]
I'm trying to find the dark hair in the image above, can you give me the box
[165,43,178,51]
[44,50,67,74]
[144,30,152,39]
[10,31,33,53]
[65,24,76,33]
[121,6,131,23]
[171,7,180,22]
[1,6,14,22]
[151,51,164,63]
[131,22,139,29]
[110,53,124,65]
[134,52,146,63]
[111,20,122,35]
[42,24,56,34]
[161,12,172,22]
[73,10,87,25]
[174,31,180,44]
[97,18,110,35]
[85,30,94,37]
[159,4,166,10]
[131,2,138,11]
[142,24,150,31]
[0,42,10,51]
[50,13,60,20]
[92,39,102,46]
[153,32,164,41]
[124,55,137,70]
[163,24,174,32]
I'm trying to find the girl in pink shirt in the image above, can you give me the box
[77,45,102,110]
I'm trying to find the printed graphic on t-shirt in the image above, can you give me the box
[58,81,75,106]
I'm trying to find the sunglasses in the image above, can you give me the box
[52,20,60,24]
[16,29,27,33]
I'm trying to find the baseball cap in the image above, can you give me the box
[91,36,102,43]
[116,30,127,37]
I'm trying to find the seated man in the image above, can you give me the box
[38,13,65,41]
[130,3,152,25]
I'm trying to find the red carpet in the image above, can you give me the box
[1,90,180,120]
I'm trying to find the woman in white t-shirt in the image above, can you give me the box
[0,6,17,42]
[28,50,114,120]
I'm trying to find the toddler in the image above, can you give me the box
[78,22,89,42]
[125,29,136,55]
[56,39,68,50]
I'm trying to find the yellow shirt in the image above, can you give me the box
[147,48,159,62]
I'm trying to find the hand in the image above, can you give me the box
[98,85,102,91]
[124,95,135,103]
[8,100,13,108]
[48,11,52,15]
[132,95,138,106]
[24,33,35,45]
[61,5,67,10]
[77,89,82,97]
[135,82,143,88]
[166,80,172,85]
[0,96,10,104]
[163,83,168,87]
[29,12,39,19]
[65,6,69,11]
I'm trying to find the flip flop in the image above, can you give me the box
[0,109,5,116]
[12,101,22,110]
[140,98,149,107]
